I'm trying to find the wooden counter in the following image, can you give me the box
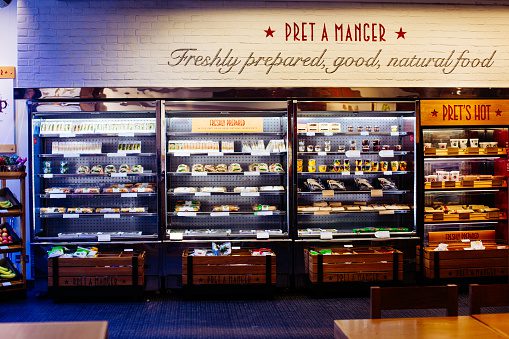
[0,321,108,339]
[473,313,509,338]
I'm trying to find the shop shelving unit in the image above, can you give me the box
[29,100,161,244]
[0,171,27,293]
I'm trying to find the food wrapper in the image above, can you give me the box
[212,242,231,256]
[48,246,68,258]
[433,243,449,251]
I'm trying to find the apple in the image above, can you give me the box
[2,240,7,244]
[7,236,12,241]
[2,233,7,238]
[2,228,6,232]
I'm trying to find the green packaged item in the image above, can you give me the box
[47,246,67,258]
[309,250,319,255]
[319,249,332,255]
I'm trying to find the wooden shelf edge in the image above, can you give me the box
[0,172,26,180]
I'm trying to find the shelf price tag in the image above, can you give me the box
[177,212,197,217]
[63,153,80,158]
[461,239,471,243]
[98,234,111,242]
[360,131,369,136]
[173,151,191,157]
[378,150,394,158]
[241,192,260,197]
[2,282,12,287]
[354,171,364,176]
[118,132,135,137]
[383,171,393,176]
[322,190,334,197]
[43,174,54,179]
[256,231,270,239]
[341,171,350,176]
[320,231,333,240]
[317,152,327,156]
[244,171,260,176]
[370,189,383,197]
[0,246,9,250]
[191,172,207,177]
[49,194,66,199]
[390,132,400,136]
[194,192,211,197]
[345,150,361,158]
[375,231,391,238]
[306,132,315,136]
[104,214,121,219]
[210,212,230,217]
[344,244,354,248]
[255,211,273,216]
[111,173,128,178]
[169,232,183,240]
[324,132,334,136]
[63,214,79,219]
[379,210,395,215]
[59,133,76,138]
[107,152,127,157]
[250,151,270,156]
[208,152,224,157]
[123,248,134,252]
[121,193,138,198]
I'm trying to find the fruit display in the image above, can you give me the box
[0,154,27,172]
[0,265,16,280]
[0,200,13,209]
[0,225,17,244]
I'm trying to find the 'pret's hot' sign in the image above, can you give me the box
[421,100,509,126]
[192,117,264,133]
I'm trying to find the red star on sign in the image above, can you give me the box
[264,26,275,38]
[431,109,438,117]
[496,109,502,116]
[396,27,407,39]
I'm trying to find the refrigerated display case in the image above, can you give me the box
[164,101,290,240]
[420,99,509,280]
[29,100,161,243]
[294,101,417,242]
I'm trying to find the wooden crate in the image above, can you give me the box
[48,251,145,288]
[423,230,509,279]
[182,249,276,286]
[304,247,404,283]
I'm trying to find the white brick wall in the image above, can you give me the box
[17,0,509,87]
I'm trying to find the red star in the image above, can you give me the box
[496,109,502,116]
[431,109,438,117]
[264,26,275,38]
[396,27,407,39]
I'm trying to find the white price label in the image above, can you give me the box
[354,171,364,175]
[255,211,273,216]
[63,214,79,219]
[49,194,66,199]
[123,248,134,252]
[240,192,260,197]
[121,193,138,198]
[177,212,197,217]
[194,192,211,197]
[320,231,333,240]
[118,133,135,137]
[379,210,395,215]
[344,244,354,248]
[306,132,316,136]
[342,171,351,176]
[2,282,12,287]
[169,232,184,240]
[317,152,327,156]
[208,152,224,157]
[375,231,391,238]
[0,210,8,213]
[383,171,393,175]
[244,171,260,176]
[59,133,76,138]
[43,174,54,178]
[360,131,369,136]
[104,214,121,219]
[191,172,207,176]
[210,212,230,217]
[0,246,9,250]
[63,153,80,158]
[107,152,127,157]
[379,150,395,158]
[390,131,400,136]
[461,239,471,243]
[174,151,191,157]
[324,132,334,136]
[111,173,128,178]
[98,234,111,242]
[251,151,270,156]
[232,246,241,250]
[256,231,270,239]
[345,150,361,158]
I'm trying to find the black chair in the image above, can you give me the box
[370,285,458,319]
[469,283,509,315]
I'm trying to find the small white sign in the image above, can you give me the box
[360,131,369,136]
[383,171,393,175]
[123,248,134,252]
[344,244,354,248]
[251,151,270,156]
[63,153,80,158]
[194,192,211,197]
[210,212,230,217]
[49,194,66,199]
[208,152,224,156]
[104,214,121,219]
[320,231,333,240]
[191,172,207,176]
[0,246,9,250]
[354,171,364,175]
[59,133,76,138]
[256,231,270,239]
[174,151,191,157]
[390,131,400,136]
[379,210,395,215]
[232,246,241,250]
[43,174,54,178]
[63,214,79,219]
[118,133,135,137]
[461,239,471,243]
[111,173,127,178]
[317,152,327,156]
[379,150,395,158]
[0,210,8,213]
[98,234,111,242]
[255,211,273,216]
[306,132,315,136]
[345,150,361,158]
[244,171,260,176]
[107,152,127,157]
[177,212,197,217]
[375,231,391,238]
[240,192,260,197]
[324,132,334,136]
[169,232,184,240]
[2,282,12,287]
[342,171,350,176]
[121,193,138,198]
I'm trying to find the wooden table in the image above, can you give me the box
[473,313,509,338]
[0,321,108,339]
[334,316,506,339]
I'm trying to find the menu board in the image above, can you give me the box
[421,100,509,126]
[192,117,264,133]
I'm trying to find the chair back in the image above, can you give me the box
[370,284,458,319]
[469,283,509,315]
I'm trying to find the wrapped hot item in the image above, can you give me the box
[269,163,284,173]
[175,200,201,212]
[378,177,398,190]
[204,164,216,172]
[192,164,205,172]
[104,164,117,174]
[215,164,228,172]
[249,163,269,172]
[45,187,72,194]
[174,187,197,193]
[228,163,242,172]
[233,186,258,193]
[212,205,240,212]
[74,188,100,194]
[119,164,130,173]
[77,165,90,174]
[201,187,227,193]
[354,178,373,190]
[304,178,325,191]
[131,164,144,173]
[91,165,103,174]
[40,207,66,214]
[327,179,346,191]
[176,164,190,172]
[252,204,277,211]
